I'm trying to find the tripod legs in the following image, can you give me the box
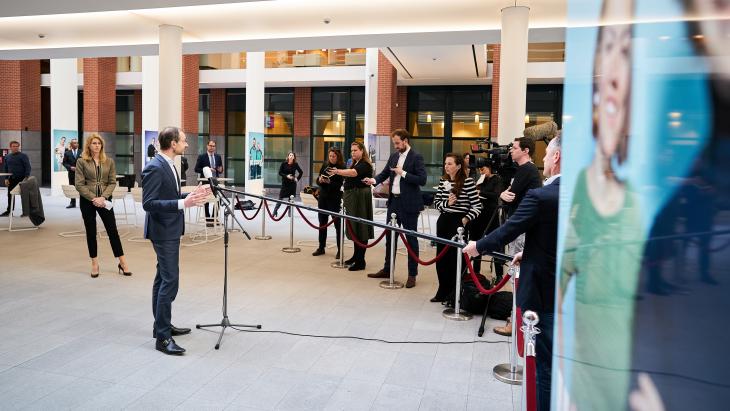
[196,317,261,349]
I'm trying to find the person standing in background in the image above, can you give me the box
[62,138,81,208]
[2,141,31,217]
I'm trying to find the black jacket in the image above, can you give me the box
[317,163,344,208]
[62,149,80,176]
[373,149,428,214]
[476,178,559,312]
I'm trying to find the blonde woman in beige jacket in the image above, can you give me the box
[75,134,132,278]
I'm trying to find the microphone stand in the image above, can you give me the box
[196,178,260,349]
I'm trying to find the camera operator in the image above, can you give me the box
[468,158,504,279]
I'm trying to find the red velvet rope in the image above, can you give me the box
[295,207,337,230]
[235,195,264,221]
[463,253,512,295]
[345,220,388,248]
[525,355,537,411]
[397,232,451,265]
[263,200,290,221]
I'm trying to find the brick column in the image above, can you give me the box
[0,60,42,183]
[83,57,116,157]
[294,87,312,185]
[376,51,398,136]
[181,54,199,182]
[490,44,501,140]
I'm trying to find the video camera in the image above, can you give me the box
[469,139,515,178]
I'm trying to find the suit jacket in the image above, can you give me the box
[195,152,223,177]
[142,154,186,241]
[74,157,117,201]
[373,149,427,213]
[476,177,559,312]
[62,149,80,175]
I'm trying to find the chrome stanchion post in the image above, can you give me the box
[521,310,540,411]
[380,212,404,289]
[255,188,272,240]
[282,195,301,253]
[331,202,348,269]
[493,265,523,385]
[443,227,473,320]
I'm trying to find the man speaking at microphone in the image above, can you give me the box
[464,134,561,411]
[143,127,210,355]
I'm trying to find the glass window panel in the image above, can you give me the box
[265,92,294,112]
[313,111,346,136]
[452,91,489,111]
[227,134,247,158]
[226,134,246,185]
[116,111,134,133]
[409,90,446,111]
[408,111,445,137]
[409,138,444,166]
[423,165,444,192]
[115,134,134,156]
[452,139,482,157]
[265,111,293,135]
[451,112,489,138]
[227,159,246,185]
[524,112,555,129]
[198,111,210,135]
[227,112,246,135]
[116,94,134,111]
[199,93,210,111]
[265,136,293,159]
[115,156,134,175]
[263,159,282,185]
[355,113,365,137]
[227,92,245,111]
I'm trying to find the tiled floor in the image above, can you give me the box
[0,191,521,410]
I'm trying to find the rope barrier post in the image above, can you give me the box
[521,310,540,411]
[493,265,524,385]
[282,195,301,253]
[380,212,404,289]
[442,227,473,321]
[255,188,272,240]
[331,203,348,269]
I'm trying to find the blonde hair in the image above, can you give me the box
[81,134,107,162]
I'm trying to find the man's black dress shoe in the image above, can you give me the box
[66,204,75,209]
[155,338,185,355]
[0,211,9,217]
[348,261,366,271]
[153,325,192,338]
[312,248,325,256]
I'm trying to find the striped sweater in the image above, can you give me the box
[434,177,482,222]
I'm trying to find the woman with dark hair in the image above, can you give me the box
[469,158,504,278]
[328,142,374,271]
[463,152,476,179]
[273,151,303,217]
[312,147,345,258]
[75,133,132,278]
[432,153,481,302]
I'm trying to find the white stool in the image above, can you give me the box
[2,182,38,232]
[59,185,85,238]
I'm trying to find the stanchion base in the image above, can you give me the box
[442,308,473,321]
[282,247,301,253]
[379,280,404,289]
[493,363,523,385]
[331,262,350,269]
[255,235,272,240]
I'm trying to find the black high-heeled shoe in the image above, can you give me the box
[118,264,132,276]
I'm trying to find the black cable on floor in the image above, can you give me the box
[228,326,510,345]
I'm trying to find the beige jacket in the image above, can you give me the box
[75,157,117,201]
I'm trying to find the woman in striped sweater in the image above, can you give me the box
[432,153,482,302]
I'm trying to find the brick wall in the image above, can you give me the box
[181,54,199,134]
[490,45,501,139]
[293,87,311,137]
[209,88,226,136]
[133,90,142,135]
[376,51,398,136]
[83,57,116,133]
[0,60,41,131]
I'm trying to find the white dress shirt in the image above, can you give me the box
[159,152,185,210]
[391,147,410,195]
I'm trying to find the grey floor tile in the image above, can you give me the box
[418,389,468,410]
[371,383,423,411]
[75,383,148,411]
[274,374,340,410]
[344,348,398,385]
[384,352,435,390]
[25,378,113,410]
[323,378,381,411]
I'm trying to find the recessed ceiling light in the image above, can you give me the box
[38,34,46,39]
[323,18,331,24]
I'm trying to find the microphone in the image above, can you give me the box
[202,166,218,192]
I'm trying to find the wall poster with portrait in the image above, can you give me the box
[52,129,77,172]
[555,0,728,410]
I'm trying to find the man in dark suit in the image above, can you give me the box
[62,138,80,208]
[142,127,210,355]
[464,134,561,411]
[194,140,223,226]
[364,129,428,288]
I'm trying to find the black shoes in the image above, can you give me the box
[156,338,185,355]
[312,248,325,256]
[118,264,132,276]
[66,204,75,209]
[335,251,340,260]
[348,261,366,271]
[153,325,192,339]
[344,257,356,265]
[0,211,9,217]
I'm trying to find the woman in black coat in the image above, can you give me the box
[273,151,303,217]
[312,148,345,258]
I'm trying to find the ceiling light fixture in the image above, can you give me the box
[524,115,530,123]
[38,34,46,39]
[426,114,432,123]
[337,113,342,122]
[478,122,483,130]
[474,114,480,123]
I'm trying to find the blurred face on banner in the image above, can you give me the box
[594,0,632,165]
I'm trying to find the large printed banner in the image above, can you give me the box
[144,130,158,167]
[555,0,729,409]
[52,129,77,172]
[248,131,263,181]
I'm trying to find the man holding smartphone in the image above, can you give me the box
[363,129,427,288]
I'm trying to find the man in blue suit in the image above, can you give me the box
[464,134,561,411]
[143,127,210,355]
[194,140,223,226]
[364,129,427,288]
